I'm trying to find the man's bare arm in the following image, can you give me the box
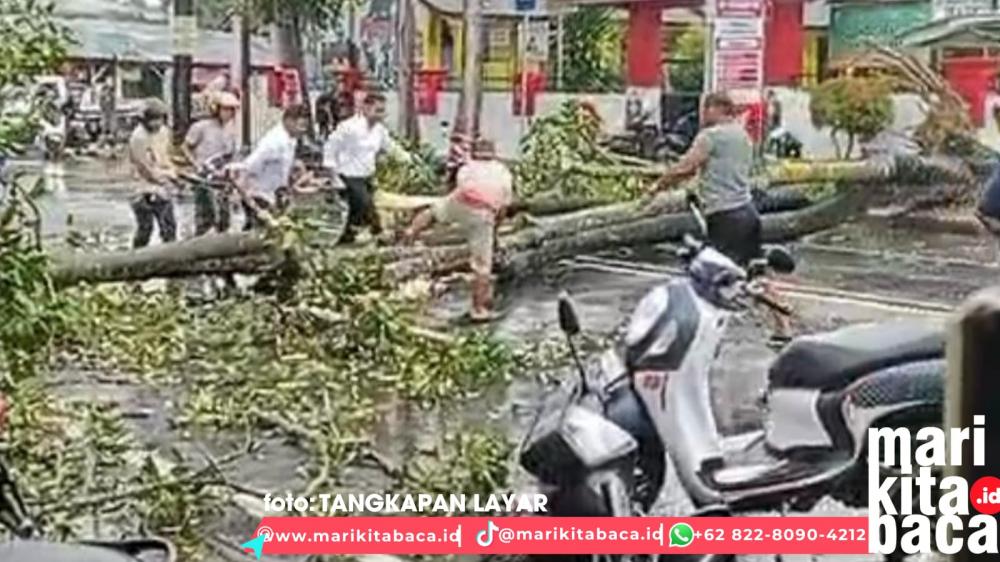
[650,133,710,193]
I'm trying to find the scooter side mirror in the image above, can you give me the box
[764,246,796,274]
[557,292,581,336]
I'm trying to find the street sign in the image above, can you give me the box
[933,0,993,19]
[516,0,536,11]
[717,0,764,18]
[712,16,764,94]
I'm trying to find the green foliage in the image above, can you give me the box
[0,181,73,381]
[399,429,513,499]
[516,100,643,202]
[667,26,705,94]
[0,0,70,90]
[0,0,72,153]
[255,0,344,34]
[810,76,894,158]
[375,139,445,195]
[63,253,519,504]
[561,7,624,92]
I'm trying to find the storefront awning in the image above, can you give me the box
[899,14,1000,47]
[60,16,277,67]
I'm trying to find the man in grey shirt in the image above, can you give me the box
[183,92,239,235]
[649,92,757,263]
[649,92,792,343]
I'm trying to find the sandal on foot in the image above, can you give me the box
[767,334,793,351]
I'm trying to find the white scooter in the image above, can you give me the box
[517,201,945,562]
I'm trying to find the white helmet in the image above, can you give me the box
[214,91,240,109]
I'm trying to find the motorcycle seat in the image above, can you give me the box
[768,321,945,391]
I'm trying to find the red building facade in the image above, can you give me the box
[620,0,806,89]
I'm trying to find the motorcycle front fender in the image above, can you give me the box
[544,466,635,518]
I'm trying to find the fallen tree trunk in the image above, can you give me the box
[50,154,965,286]
[388,186,866,280]
[50,232,281,286]
[567,154,974,187]
[50,186,861,286]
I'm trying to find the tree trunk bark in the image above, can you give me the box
[453,0,483,137]
[291,15,315,140]
[49,186,859,286]
[272,10,314,138]
[47,156,969,286]
[397,0,419,140]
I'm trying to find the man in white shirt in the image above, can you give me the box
[324,92,410,243]
[235,104,310,230]
[403,139,513,322]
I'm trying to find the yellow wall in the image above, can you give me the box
[419,12,522,88]
[803,31,820,86]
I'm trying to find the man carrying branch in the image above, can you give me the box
[232,104,312,230]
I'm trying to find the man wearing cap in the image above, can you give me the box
[402,138,513,322]
[183,92,239,235]
[128,98,178,248]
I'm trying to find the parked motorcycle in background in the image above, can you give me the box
[508,201,944,562]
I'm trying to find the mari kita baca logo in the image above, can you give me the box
[869,415,1000,556]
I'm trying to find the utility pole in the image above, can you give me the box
[946,286,1000,562]
[171,0,196,142]
[239,4,252,151]
[455,0,483,138]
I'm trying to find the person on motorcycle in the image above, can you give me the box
[183,92,239,235]
[647,91,793,344]
[128,98,177,248]
[233,104,312,230]
[401,138,513,322]
[323,92,411,244]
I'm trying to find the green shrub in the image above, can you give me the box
[810,76,894,159]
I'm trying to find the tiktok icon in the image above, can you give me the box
[477,520,499,547]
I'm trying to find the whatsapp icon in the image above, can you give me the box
[669,522,695,548]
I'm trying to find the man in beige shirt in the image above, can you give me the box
[128,98,177,248]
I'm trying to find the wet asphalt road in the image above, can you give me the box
[32,156,987,562]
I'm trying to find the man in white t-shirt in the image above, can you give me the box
[403,138,513,322]
[234,104,310,230]
[324,92,410,243]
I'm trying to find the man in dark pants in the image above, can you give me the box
[323,92,411,243]
[648,91,792,344]
[182,92,239,235]
[128,99,177,248]
[976,161,1000,263]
